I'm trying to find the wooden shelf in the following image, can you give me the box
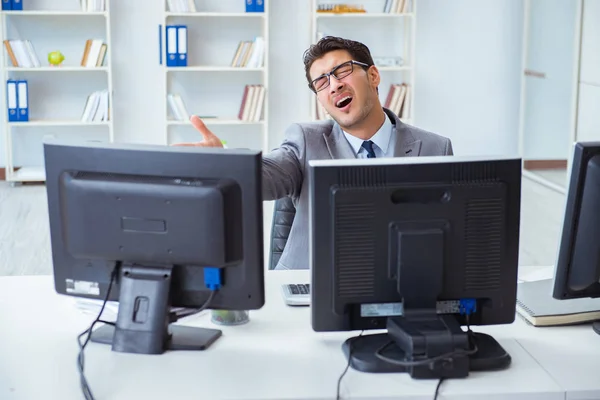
[165,12,265,18]
[5,67,109,72]
[11,166,45,182]
[167,119,264,126]
[316,12,414,18]
[8,120,111,127]
[166,66,264,72]
[1,11,107,16]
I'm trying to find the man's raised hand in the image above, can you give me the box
[171,115,223,147]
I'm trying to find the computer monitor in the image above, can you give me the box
[552,141,600,335]
[309,155,522,379]
[43,139,265,355]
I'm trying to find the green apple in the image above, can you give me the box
[48,51,65,66]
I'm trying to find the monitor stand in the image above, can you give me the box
[342,227,511,379]
[593,321,600,335]
[90,265,222,355]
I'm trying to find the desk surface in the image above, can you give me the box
[0,269,592,400]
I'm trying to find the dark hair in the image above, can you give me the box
[303,36,375,85]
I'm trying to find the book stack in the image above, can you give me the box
[79,0,106,12]
[81,89,110,122]
[167,93,190,121]
[166,0,196,12]
[2,40,41,68]
[1,0,22,11]
[165,25,188,67]
[230,37,264,68]
[5,79,28,122]
[81,39,107,67]
[238,84,265,122]
[245,0,265,12]
[384,83,411,120]
[383,0,411,13]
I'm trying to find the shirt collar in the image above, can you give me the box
[342,115,393,156]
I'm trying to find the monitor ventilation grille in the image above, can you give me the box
[464,198,503,291]
[338,167,387,187]
[334,202,376,298]
[452,162,498,183]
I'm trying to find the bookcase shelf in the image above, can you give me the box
[1,11,107,16]
[166,66,264,72]
[8,119,111,126]
[162,0,269,153]
[167,119,265,126]
[5,66,109,72]
[165,12,265,18]
[316,12,414,18]
[310,0,415,122]
[0,0,114,184]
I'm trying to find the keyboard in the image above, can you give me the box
[281,283,310,306]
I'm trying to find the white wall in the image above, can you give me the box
[0,0,525,167]
[576,0,600,143]
[414,0,523,157]
[268,0,525,156]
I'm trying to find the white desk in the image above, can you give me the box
[510,267,600,400]
[0,269,585,400]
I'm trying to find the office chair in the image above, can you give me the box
[268,196,296,270]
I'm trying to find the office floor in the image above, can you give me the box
[0,175,565,276]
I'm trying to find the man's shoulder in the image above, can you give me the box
[401,122,450,144]
[290,119,335,134]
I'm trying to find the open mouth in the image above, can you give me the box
[335,96,353,109]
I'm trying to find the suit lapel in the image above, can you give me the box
[323,123,356,159]
[387,108,422,157]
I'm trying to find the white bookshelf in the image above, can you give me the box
[0,0,114,184]
[162,0,269,153]
[309,0,415,124]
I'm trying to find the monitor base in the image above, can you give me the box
[88,264,222,355]
[342,331,511,376]
[90,323,222,353]
[593,321,600,335]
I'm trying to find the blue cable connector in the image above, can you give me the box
[459,298,476,315]
[204,267,222,291]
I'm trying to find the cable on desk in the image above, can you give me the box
[76,265,220,400]
[433,377,445,400]
[77,263,119,400]
[336,330,364,400]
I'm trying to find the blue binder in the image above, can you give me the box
[16,80,28,121]
[255,0,264,12]
[166,25,178,67]
[176,25,187,67]
[6,80,18,122]
[11,0,22,11]
[2,0,11,11]
[245,0,254,12]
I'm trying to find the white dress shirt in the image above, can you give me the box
[342,115,396,158]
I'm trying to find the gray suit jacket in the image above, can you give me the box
[262,107,453,270]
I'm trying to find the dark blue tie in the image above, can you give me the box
[361,140,376,158]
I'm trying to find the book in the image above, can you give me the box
[516,278,600,327]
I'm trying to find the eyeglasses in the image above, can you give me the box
[308,60,370,93]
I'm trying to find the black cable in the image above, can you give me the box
[76,266,217,400]
[77,265,119,400]
[336,330,364,400]
[171,292,216,321]
[433,378,445,400]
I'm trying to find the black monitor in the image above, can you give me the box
[43,139,265,355]
[309,155,522,379]
[552,141,600,335]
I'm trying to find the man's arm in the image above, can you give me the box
[262,123,306,201]
[445,139,454,156]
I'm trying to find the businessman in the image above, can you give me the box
[175,36,453,270]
